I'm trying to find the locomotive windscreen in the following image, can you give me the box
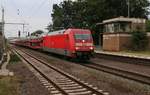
[74,34,91,40]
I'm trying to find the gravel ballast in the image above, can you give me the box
[8,61,50,95]
[20,47,150,95]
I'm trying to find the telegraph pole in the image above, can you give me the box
[2,7,5,52]
[127,0,130,18]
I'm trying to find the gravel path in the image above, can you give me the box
[19,47,150,95]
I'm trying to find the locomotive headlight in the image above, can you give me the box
[90,47,94,50]
[75,47,79,50]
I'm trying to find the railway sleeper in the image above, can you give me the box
[56,81,75,85]
[59,84,79,87]
[68,91,92,95]
[56,80,72,83]
[53,94,63,95]
[50,90,61,94]
[61,86,83,90]
[65,88,87,93]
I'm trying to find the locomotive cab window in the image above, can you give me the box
[74,34,91,40]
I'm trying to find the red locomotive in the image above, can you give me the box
[14,28,94,60]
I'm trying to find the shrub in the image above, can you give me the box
[9,53,21,63]
[131,31,148,51]
[146,20,150,32]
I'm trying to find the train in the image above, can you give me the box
[13,28,94,60]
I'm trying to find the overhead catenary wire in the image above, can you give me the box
[23,0,49,33]
[7,0,31,37]
[5,0,63,36]
[27,0,51,33]
[28,0,48,18]
[8,0,26,23]
[28,0,47,16]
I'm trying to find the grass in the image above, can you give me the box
[0,76,20,95]
[102,49,150,57]
[121,50,150,56]
[9,53,21,63]
[0,48,21,95]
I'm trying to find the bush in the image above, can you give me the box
[131,31,149,51]
[9,53,21,63]
[146,20,150,32]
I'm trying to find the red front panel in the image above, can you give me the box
[66,29,94,52]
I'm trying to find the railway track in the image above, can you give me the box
[14,46,150,86]
[80,62,150,86]
[13,48,109,95]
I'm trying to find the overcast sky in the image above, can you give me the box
[0,0,150,38]
[0,0,63,37]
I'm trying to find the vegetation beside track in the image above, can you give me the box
[0,50,21,95]
[0,76,20,95]
[0,51,22,95]
[121,50,150,56]
[96,49,150,57]
[131,31,149,51]
[9,52,21,63]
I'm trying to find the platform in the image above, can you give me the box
[95,50,150,60]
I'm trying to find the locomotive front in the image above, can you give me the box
[73,29,94,59]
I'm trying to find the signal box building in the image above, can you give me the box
[98,17,146,51]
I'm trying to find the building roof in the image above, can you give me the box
[96,17,146,25]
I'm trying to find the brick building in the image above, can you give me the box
[97,17,149,51]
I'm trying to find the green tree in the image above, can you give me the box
[49,0,150,44]
[51,0,149,29]
[51,4,63,29]
[131,31,149,51]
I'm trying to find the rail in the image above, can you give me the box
[14,48,109,95]
[81,62,150,86]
